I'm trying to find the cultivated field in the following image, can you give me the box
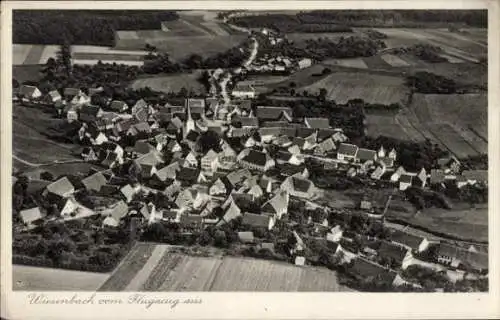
[365,112,425,141]
[97,243,352,292]
[323,58,368,69]
[410,93,487,156]
[13,265,110,291]
[130,71,207,94]
[299,72,410,105]
[375,28,486,62]
[13,44,148,66]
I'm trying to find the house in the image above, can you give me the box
[234,116,259,130]
[399,174,413,191]
[238,149,275,172]
[238,231,255,243]
[280,176,317,199]
[209,178,230,196]
[103,201,129,228]
[294,256,306,266]
[19,207,44,227]
[44,90,62,104]
[416,168,428,188]
[304,117,330,129]
[247,184,264,199]
[18,85,42,101]
[261,190,289,219]
[58,197,80,217]
[390,166,406,182]
[379,157,395,169]
[232,84,256,99]
[430,169,446,185]
[242,212,275,230]
[388,148,397,160]
[256,106,293,122]
[336,143,358,161]
[226,168,252,188]
[389,229,429,253]
[70,92,91,106]
[109,100,128,112]
[81,172,107,192]
[66,105,79,123]
[176,167,206,186]
[120,184,138,203]
[79,105,103,123]
[436,242,488,273]
[201,149,219,176]
[378,146,386,158]
[127,122,152,137]
[356,148,377,163]
[298,58,312,69]
[326,225,343,243]
[218,143,237,169]
[370,166,386,180]
[314,138,336,156]
[63,88,83,101]
[175,188,209,210]
[44,177,75,198]
[438,155,461,174]
[220,200,242,224]
[154,162,180,182]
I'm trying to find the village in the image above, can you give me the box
[11,25,488,293]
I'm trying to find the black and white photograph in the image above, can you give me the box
[6,6,491,296]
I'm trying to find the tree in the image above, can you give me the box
[40,171,54,181]
[57,42,72,75]
[318,88,328,101]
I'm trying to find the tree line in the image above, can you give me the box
[13,10,179,46]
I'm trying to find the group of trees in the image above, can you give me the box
[301,36,386,59]
[406,71,462,94]
[390,44,447,63]
[404,187,453,210]
[13,10,179,46]
[296,10,487,28]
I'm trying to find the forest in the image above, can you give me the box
[13,10,179,46]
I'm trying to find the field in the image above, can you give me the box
[375,28,486,62]
[115,35,247,62]
[410,93,487,157]
[323,58,368,69]
[130,71,206,94]
[98,243,352,292]
[387,203,488,243]
[13,265,110,291]
[299,71,410,105]
[13,44,148,66]
[365,112,425,141]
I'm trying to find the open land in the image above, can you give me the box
[97,243,352,292]
[299,71,410,105]
[130,71,207,94]
[13,265,110,291]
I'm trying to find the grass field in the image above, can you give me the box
[299,71,410,105]
[387,204,488,243]
[130,71,206,94]
[13,265,110,291]
[365,112,425,141]
[323,58,369,69]
[98,243,352,292]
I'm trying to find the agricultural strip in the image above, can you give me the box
[13,265,110,291]
[13,44,32,65]
[324,58,368,69]
[427,124,479,158]
[23,45,45,65]
[72,52,145,62]
[141,252,184,291]
[98,242,156,291]
[130,72,206,94]
[380,54,410,67]
[124,245,169,291]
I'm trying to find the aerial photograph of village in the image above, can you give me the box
[11,9,488,292]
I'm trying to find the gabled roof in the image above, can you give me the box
[389,229,424,250]
[337,143,358,157]
[399,174,413,184]
[291,177,312,193]
[318,138,336,152]
[317,128,337,140]
[81,172,107,192]
[276,151,293,162]
[154,162,179,181]
[262,190,288,214]
[241,149,270,167]
[135,151,164,167]
[80,105,102,116]
[357,148,377,162]
[236,117,259,127]
[109,100,128,111]
[108,201,128,221]
[437,242,488,270]
[133,141,155,155]
[256,106,293,121]
[262,121,289,128]
[226,168,252,186]
[177,167,201,183]
[242,212,270,228]
[430,169,445,184]
[64,88,81,97]
[19,85,40,97]
[296,127,316,138]
[20,207,44,224]
[203,149,219,160]
[238,231,255,243]
[46,177,74,197]
[305,117,330,129]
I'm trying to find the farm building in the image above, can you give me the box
[436,242,488,274]
[18,85,42,101]
[298,58,312,69]
[19,207,44,227]
[388,229,429,253]
[238,149,275,172]
[231,84,256,99]
[280,176,317,199]
[336,143,358,161]
[241,212,275,230]
[304,117,329,129]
